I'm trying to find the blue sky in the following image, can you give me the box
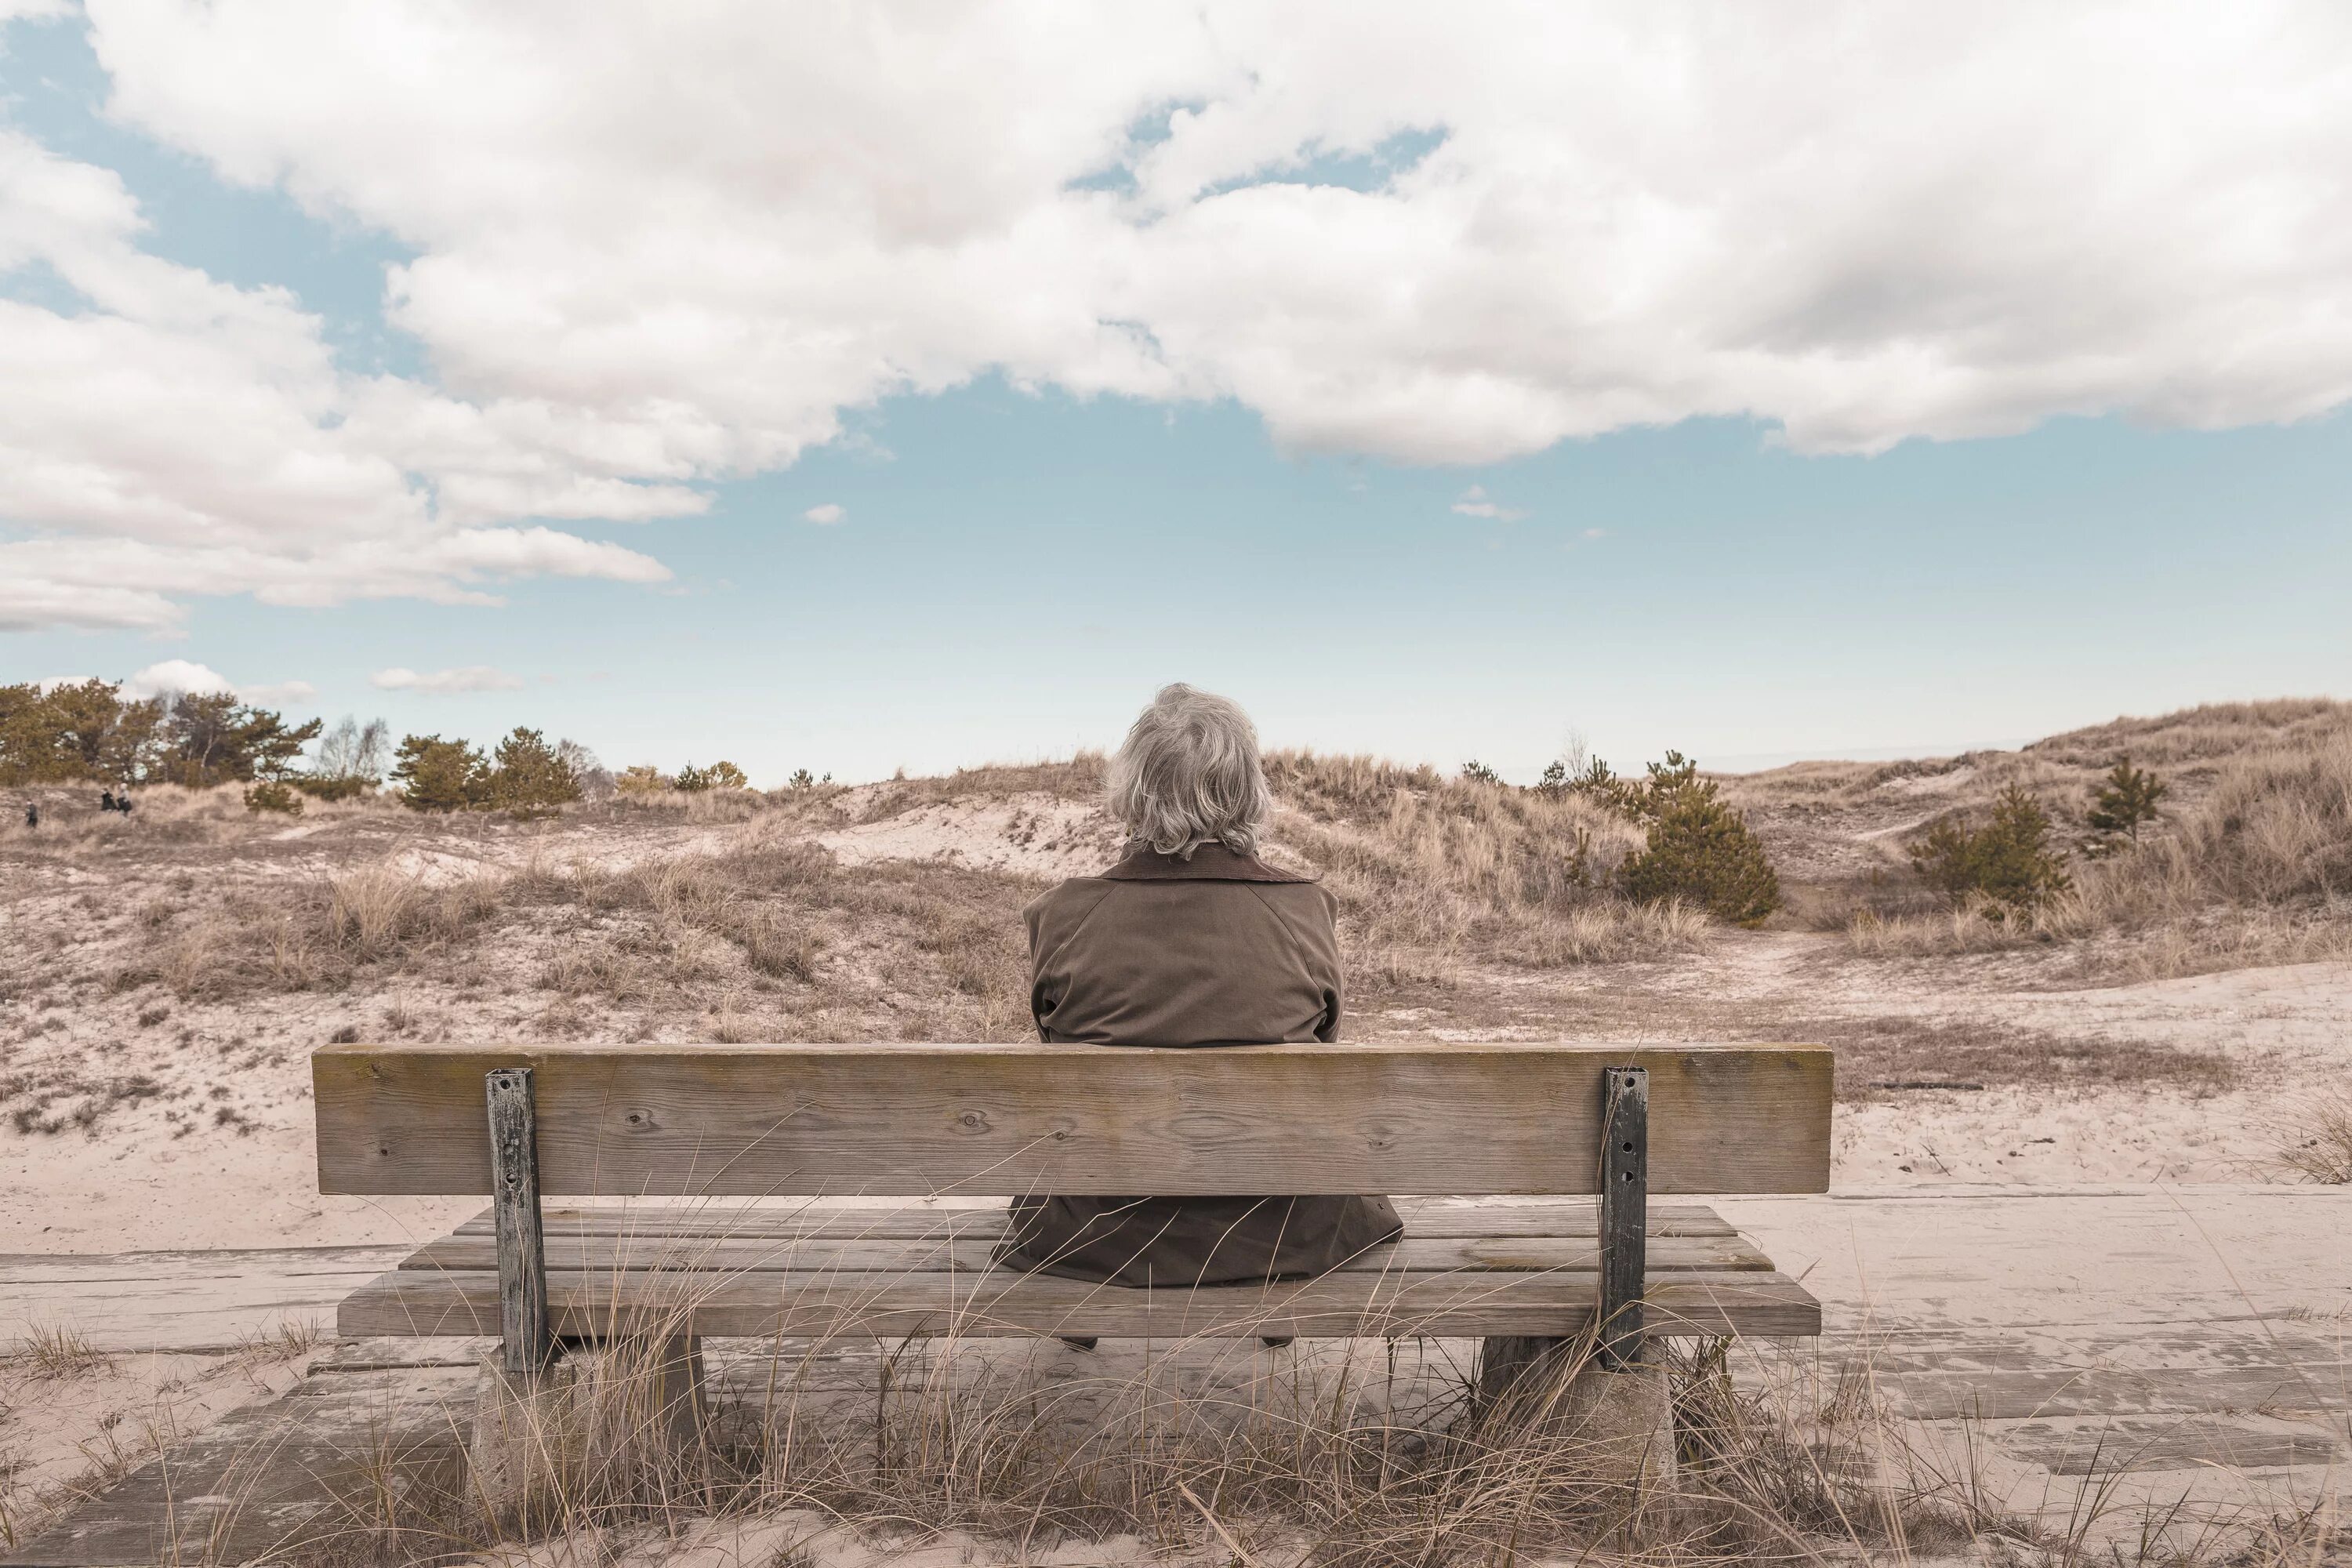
[5,5,2349,783]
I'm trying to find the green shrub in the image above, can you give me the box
[2087,753,2167,844]
[1911,783,2071,909]
[1618,785,1781,926]
[292,774,373,802]
[243,780,303,815]
[391,734,488,812]
[484,727,582,813]
[1459,760,1503,786]
[673,759,750,793]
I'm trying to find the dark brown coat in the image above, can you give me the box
[993,843,1403,1287]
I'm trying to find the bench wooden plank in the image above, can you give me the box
[449,1198,1743,1242]
[337,1264,1821,1340]
[314,1042,1831,1197]
[398,1230,1778,1276]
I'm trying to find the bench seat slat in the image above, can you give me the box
[448,1198,1740,1243]
[399,1231,1777,1277]
[338,1265,1821,1341]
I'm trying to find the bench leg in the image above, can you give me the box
[1477,1334,1570,1412]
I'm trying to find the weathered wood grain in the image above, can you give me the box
[314,1041,1833,1197]
[450,1197,1743,1241]
[1597,1065,1647,1369]
[397,1229,1777,1276]
[486,1066,553,1376]
[336,1264,1823,1340]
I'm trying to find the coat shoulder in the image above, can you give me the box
[1023,877,1118,942]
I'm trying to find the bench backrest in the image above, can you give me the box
[314,1041,1831,1199]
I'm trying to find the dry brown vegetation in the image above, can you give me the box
[180,1309,2340,1568]
[4,749,1711,1078]
[1726,699,2352,978]
[2275,1091,2352,1184]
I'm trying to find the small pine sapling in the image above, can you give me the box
[2087,753,2167,844]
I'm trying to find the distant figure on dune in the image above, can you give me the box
[100,791,116,812]
[22,803,35,829]
[994,682,1403,1294]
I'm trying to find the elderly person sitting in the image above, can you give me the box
[993,683,1403,1291]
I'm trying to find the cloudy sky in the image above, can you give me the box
[4,2,2349,782]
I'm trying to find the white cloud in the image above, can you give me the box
[1,3,2348,630]
[121,659,313,704]
[801,503,845,525]
[1450,485,1526,521]
[372,666,526,694]
[1582,528,1607,539]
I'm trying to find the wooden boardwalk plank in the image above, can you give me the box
[1999,1416,2347,1475]
[1879,1363,2352,1421]
[0,1365,471,1568]
[0,1246,409,1353]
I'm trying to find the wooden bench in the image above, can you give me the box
[314,1041,1830,1398]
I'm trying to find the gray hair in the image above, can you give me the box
[1107,683,1272,858]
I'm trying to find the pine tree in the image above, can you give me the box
[2087,753,2167,844]
[1615,753,1783,925]
[1911,783,2071,909]
[484,727,582,811]
[391,734,488,812]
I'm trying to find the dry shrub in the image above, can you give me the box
[114,858,508,1000]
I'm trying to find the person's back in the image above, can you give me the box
[993,684,1401,1288]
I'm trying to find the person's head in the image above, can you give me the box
[1107,683,1272,858]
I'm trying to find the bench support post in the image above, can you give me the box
[1477,1063,1652,1410]
[486,1067,554,1377]
[1597,1065,1648,1370]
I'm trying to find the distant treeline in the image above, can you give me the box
[0,677,779,815]
[1,679,319,789]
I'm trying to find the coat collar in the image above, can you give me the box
[1099,842,1319,884]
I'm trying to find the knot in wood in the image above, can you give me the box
[621,1107,657,1131]
[954,1108,993,1134]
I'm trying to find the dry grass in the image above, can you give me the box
[1839,720,2352,978]
[8,1323,112,1381]
[1266,751,1704,980]
[2274,1091,2352,1183]
[852,754,1108,823]
[77,746,1697,1047]
[241,1308,2336,1568]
